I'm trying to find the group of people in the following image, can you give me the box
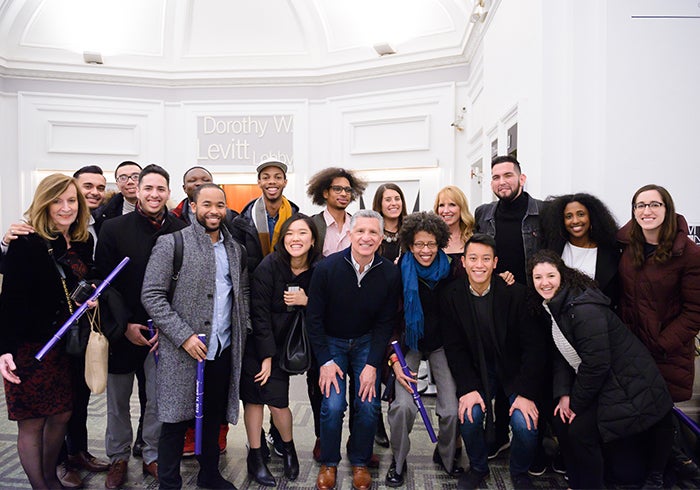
[0,154,698,490]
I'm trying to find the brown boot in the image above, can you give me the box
[316,465,337,490]
[351,466,371,490]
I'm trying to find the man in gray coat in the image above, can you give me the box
[142,183,250,489]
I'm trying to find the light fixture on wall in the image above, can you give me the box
[373,42,396,56]
[470,0,490,23]
[451,106,466,131]
[83,51,103,64]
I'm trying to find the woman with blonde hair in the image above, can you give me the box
[0,173,93,488]
[433,186,475,256]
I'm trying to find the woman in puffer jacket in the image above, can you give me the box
[529,250,673,489]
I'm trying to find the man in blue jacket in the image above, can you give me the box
[306,209,400,490]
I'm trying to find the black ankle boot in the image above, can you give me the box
[247,447,276,486]
[281,440,299,480]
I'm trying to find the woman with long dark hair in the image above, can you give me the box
[529,250,673,489]
[241,213,321,486]
[541,193,620,305]
[617,184,700,480]
[0,174,94,488]
[372,183,408,262]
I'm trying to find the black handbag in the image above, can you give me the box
[279,310,311,374]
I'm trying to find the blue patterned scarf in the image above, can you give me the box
[401,250,451,350]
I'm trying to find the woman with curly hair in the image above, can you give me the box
[384,212,462,487]
[617,184,700,481]
[0,174,94,488]
[529,250,673,489]
[540,193,620,306]
[372,183,408,262]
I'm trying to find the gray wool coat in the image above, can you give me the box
[141,219,250,424]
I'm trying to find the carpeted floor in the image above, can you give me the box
[0,374,570,489]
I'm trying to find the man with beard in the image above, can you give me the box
[232,158,298,272]
[95,165,187,488]
[474,156,548,477]
[475,156,544,285]
[94,160,143,235]
[170,166,239,456]
[142,184,249,489]
[306,167,367,256]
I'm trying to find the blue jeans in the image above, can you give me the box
[319,334,380,466]
[459,378,538,476]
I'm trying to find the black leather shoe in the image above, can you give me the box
[385,459,407,487]
[281,440,299,480]
[247,447,276,486]
[433,446,464,475]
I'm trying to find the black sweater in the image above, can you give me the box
[306,248,400,368]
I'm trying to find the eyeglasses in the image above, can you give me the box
[412,241,438,250]
[116,173,140,183]
[329,185,354,195]
[633,201,664,211]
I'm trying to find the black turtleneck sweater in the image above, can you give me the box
[494,191,529,284]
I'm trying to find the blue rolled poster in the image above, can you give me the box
[391,340,438,443]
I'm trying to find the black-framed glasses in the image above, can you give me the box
[116,173,140,183]
[633,201,664,211]
[329,185,354,195]
[412,241,438,250]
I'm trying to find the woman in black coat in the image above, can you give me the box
[241,213,320,486]
[0,174,94,489]
[540,192,620,307]
[529,250,673,489]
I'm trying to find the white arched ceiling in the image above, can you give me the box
[0,0,491,85]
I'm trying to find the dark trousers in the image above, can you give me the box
[158,346,232,489]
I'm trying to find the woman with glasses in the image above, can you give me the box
[384,212,461,487]
[372,183,408,262]
[617,184,700,481]
[0,174,94,488]
[541,193,620,307]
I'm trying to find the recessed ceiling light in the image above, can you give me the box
[373,43,396,56]
[83,51,103,64]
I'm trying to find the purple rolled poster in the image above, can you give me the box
[35,256,130,361]
[195,334,207,455]
[147,319,159,365]
[391,341,438,443]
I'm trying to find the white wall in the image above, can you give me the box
[469,0,699,228]
[0,79,465,231]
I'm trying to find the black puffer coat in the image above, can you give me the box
[547,285,672,443]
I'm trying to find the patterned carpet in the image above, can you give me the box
[0,375,569,489]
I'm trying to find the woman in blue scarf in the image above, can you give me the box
[384,212,461,487]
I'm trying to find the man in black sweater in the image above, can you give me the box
[306,209,400,490]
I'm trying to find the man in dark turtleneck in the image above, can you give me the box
[473,155,546,476]
[474,155,544,285]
